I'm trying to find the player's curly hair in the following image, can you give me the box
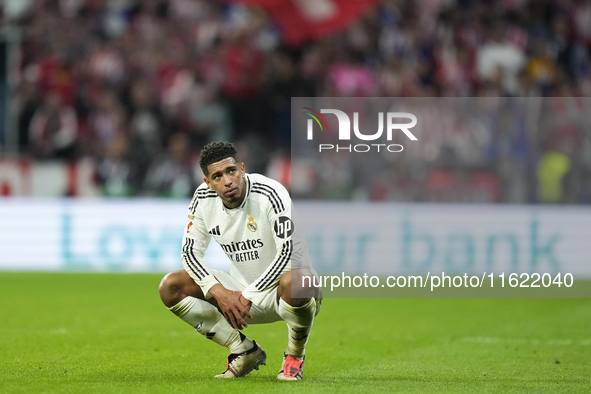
[199,141,240,176]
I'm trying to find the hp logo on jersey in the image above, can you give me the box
[274,216,294,239]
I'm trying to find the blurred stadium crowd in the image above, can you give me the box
[1,0,591,203]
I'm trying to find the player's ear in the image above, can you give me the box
[204,176,212,190]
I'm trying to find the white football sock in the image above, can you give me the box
[168,296,253,354]
[278,297,316,357]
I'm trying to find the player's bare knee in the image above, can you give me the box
[279,271,312,307]
[159,272,179,307]
[159,270,203,308]
[279,270,292,290]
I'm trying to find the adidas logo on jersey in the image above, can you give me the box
[209,225,221,236]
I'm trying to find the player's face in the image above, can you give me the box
[204,157,246,209]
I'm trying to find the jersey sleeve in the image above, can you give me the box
[181,189,220,298]
[242,181,302,305]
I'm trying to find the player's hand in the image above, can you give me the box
[209,284,252,330]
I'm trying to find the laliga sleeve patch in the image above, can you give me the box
[274,216,294,239]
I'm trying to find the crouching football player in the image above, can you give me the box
[159,141,321,380]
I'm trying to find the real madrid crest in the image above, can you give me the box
[247,216,257,232]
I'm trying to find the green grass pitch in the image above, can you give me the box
[1,272,590,393]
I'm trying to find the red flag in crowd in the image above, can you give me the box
[225,0,381,46]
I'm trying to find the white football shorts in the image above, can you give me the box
[210,269,321,325]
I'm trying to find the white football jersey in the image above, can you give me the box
[181,173,313,305]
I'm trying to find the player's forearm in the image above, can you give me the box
[181,259,219,298]
[208,283,230,300]
[181,235,218,297]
